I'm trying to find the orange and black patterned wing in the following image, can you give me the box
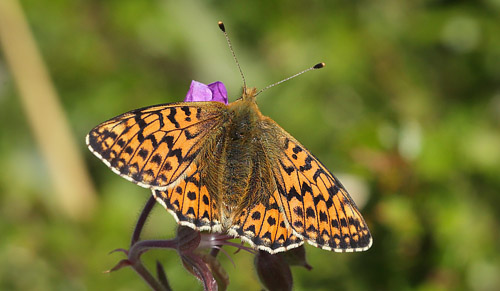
[228,191,303,254]
[86,102,227,189]
[273,134,372,252]
[152,163,221,232]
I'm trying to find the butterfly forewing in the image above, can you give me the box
[86,102,227,189]
[272,132,372,252]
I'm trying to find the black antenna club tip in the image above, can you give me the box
[313,62,326,69]
[218,21,226,32]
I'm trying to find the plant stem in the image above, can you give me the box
[131,259,168,291]
[131,195,156,246]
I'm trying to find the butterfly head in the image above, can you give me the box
[242,86,258,101]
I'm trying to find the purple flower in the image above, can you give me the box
[184,81,228,104]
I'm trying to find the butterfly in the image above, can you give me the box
[87,21,371,254]
[86,79,372,254]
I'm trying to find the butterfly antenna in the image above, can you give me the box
[255,62,325,97]
[218,21,247,89]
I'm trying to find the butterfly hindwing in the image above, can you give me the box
[273,133,372,252]
[152,163,221,232]
[86,102,227,189]
[229,192,303,254]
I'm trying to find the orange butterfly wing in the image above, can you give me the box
[273,134,372,252]
[86,102,227,190]
[228,191,303,254]
[152,163,221,232]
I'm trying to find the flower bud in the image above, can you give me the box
[176,226,201,253]
[280,245,312,270]
[254,251,293,291]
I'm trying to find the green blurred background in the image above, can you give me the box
[1,0,499,290]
